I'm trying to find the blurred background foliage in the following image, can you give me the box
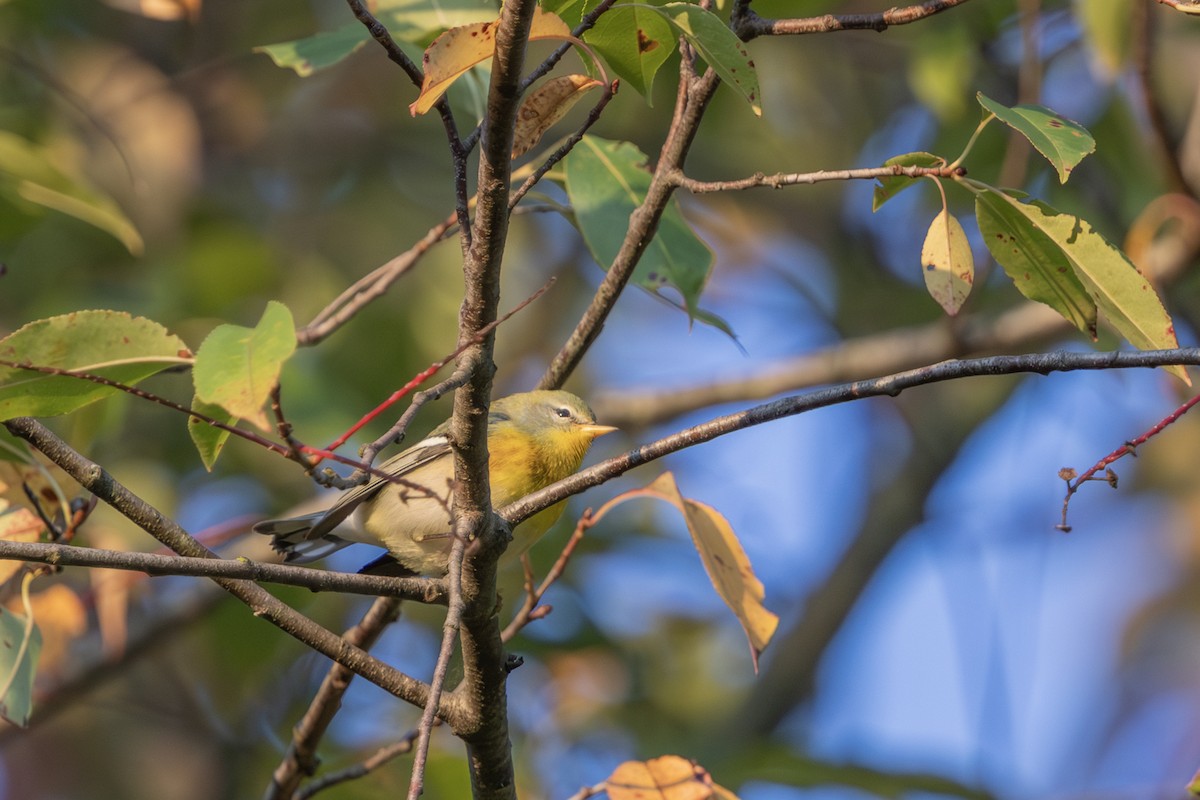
[2,0,1200,798]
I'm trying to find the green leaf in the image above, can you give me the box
[0,131,143,255]
[188,397,237,471]
[254,22,369,76]
[255,0,500,76]
[193,302,297,431]
[0,312,190,421]
[975,188,1097,337]
[872,152,944,212]
[564,136,725,330]
[0,605,40,728]
[976,187,1185,382]
[583,4,676,100]
[977,93,1095,184]
[656,3,761,116]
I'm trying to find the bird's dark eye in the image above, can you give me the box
[555,407,571,419]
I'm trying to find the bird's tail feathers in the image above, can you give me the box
[252,513,353,564]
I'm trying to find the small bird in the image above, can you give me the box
[253,390,616,575]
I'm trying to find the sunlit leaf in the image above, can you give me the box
[0,131,143,255]
[656,3,761,116]
[564,136,727,333]
[977,93,1095,184]
[872,152,944,212]
[187,396,237,471]
[583,4,676,100]
[512,75,604,158]
[975,187,1185,382]
[607,755,739,800]
[595,472,777,669]
[920,209,973,315]
[193,301,296,431]
[975,188,1097,337]
[0,312,190,421]
[410,7,572,115]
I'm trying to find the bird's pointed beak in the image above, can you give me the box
[579,423,618,438]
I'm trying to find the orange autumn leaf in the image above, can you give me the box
[410,6,573,116]
[25,584,86,678]
[607,755,739,800]
[592,472,778,671]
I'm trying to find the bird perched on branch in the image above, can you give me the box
[253,390,616,575]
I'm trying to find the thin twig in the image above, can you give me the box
[1058,391,1200,531]
[266,597,405,800]
[537,68,723,391]
[331,279,555,470]
[297,731,423,799]
[500,509,593,642]
[408,535,466,799]
[508,349,1200,527]
[297,216,457,346]
[563,782,608,800]
[0,540,445,602]
[345,0,423,86]
[2,418,443,714]
[670,164,964,193]
[732,0,972,40]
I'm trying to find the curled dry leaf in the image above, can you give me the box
[512,74,604,159]
[410,6,572,116]
[591,472,778,671]
[606,755,739,800]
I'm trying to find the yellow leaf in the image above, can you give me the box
[920,209,973,315]
[511,74,603,159]
[410,6,573,116]
[607,755,739,800]
[595,472,778,670]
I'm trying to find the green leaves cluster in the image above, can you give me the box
[876,93,1183,382]
[257,1,759,333]
[0,303,298,470]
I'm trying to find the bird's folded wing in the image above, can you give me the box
[306,435,453,538]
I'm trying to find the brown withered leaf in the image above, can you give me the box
[592,472,778,671]
[410,7,572,116]
[606,755,739,800]
[511,74,603,158]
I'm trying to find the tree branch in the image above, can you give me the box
[732,0,973,40]
[2,417,443,714]
[446,0,539,796]
[538,68,722,390]
[265,597,404,800]
[0,540,445,602]
[670,164,964,193]
[297,215,456,346]
[506,349,1200,526]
